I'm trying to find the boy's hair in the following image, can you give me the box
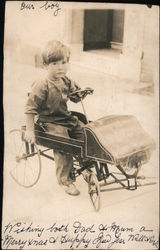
[42,40,70,65]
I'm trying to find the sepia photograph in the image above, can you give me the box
[2,1,159,249]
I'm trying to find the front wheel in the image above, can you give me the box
[9,129,42,188]
[88,172,101,211]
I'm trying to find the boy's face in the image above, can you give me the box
[47,57,69,79]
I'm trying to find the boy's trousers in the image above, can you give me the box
[43,121,84,186]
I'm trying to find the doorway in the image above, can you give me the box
[83,9,124,52]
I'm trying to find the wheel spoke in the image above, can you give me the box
[23,160,27,185]
[9,129,42,188]
[88,171,101,211]
[26,158,38,179]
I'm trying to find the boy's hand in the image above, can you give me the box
[69,88,94,99]
[24,130,35,144]
[78,88,93,99]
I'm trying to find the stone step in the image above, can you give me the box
[79,51,119,76]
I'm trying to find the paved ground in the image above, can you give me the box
[2,61,159,249]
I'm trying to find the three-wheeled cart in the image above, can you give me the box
[9,110,155,211]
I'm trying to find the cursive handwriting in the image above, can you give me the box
[128,233,159,248]
[4,222,44,237]
[20,2,35,10]
[2,221,159,249]
[60,233,91,248]
[99,222,133,238]
[2,234,27,249]
[92,232,111,248]
[28,238,48,247]
[46,222,69,233]
[73,221,95,234]
[140,226,153,232]
[39,1,61,16]
[20,1,61,16]
[108,236,125,249]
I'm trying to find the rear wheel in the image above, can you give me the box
[9,129,42,188]
[88,172,101,211]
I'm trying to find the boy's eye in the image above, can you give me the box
[52,62,57,65]
[62,60,67,64]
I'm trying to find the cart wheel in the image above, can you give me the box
[9,129,42,188]
[88,172,101,211]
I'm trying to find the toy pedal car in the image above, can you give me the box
[9,89,155,211]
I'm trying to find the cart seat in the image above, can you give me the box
[84,115,155,163]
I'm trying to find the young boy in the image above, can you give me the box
[25,40,87,196]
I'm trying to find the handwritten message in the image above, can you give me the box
[2,221,159,249]
[20,1,61,16]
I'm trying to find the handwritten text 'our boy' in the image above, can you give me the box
[20,1,61,16]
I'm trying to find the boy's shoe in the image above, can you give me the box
[62,183,80,196]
